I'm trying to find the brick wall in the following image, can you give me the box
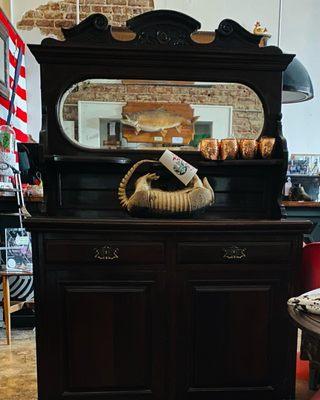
[63,81,264,139]
[17,1,78,39]
[17,0,154,39]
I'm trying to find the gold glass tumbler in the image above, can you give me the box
[259,137,276,159]
[220,138,238,160]
[239,139,258,159]
[199,138,219,160]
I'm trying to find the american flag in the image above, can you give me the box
[0,8,28,143]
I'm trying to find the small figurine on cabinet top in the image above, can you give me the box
[253,21,272,47]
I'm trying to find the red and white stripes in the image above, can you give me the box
[0,9,28,143]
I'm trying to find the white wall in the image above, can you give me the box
[155,0,319,153]
[0,0,10,19]
[11,0,59,44]
[191,105,233,139]
[155,0,280,45]
[25,47,41,142]
[78,101,125,147]
[281,0,320,154]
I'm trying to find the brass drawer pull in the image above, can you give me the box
[93,245,119,260]
[222,246,247,260]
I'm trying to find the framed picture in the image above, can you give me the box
[3,228,33,272]
[288,154,320,176]
[100,119,121,147]
[0,24,9,99]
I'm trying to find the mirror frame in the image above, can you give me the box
[58,79,265,150]
[29,10,294,161]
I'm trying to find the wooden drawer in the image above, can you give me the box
[45,240,165,265]
[177,241,292,265]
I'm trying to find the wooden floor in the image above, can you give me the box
[0,328,316,400]
[0,329,37,400]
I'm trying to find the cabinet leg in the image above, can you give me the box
[2,276,11,345]
[309,362,320,391]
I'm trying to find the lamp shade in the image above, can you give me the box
[282,58,314,103]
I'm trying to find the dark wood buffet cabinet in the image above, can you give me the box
[26,218,310,400]
[25,10,311,400]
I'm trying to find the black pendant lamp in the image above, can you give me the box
[282,57,314,104]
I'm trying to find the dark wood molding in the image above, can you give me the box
[61,13,111,42]
[24,217,313,233]
[45,155,131,165]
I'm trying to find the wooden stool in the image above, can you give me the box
[1,270,33,345]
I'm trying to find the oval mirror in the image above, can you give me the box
[59,79,264,150]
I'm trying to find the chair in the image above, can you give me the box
[299,242,320,390]
[1,270,34,345]
[301,242,320,292]
[311,388,320,400]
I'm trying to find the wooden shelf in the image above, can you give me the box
[25,196,44,203]
[0,196,44,203]
[288,175,320,179]
[44,155,283,167]
[46,155,131,165]
[0,188,19,193]
[0,212,21,216]
[133,159,284,167]
[197,159,284,166]
[24,217,313,233]
[282,201,320,208]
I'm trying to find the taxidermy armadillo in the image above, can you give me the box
[121,109,199,135]
[118,159,215,217]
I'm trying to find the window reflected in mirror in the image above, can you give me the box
[59,79,264,151]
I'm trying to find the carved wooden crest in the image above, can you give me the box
[42,10,283,54]
[126,10,200,47]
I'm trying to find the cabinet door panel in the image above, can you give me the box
[176,274,293,400]
[39,271,165,400]
[64,285,151,389]
[192,284,270,387]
